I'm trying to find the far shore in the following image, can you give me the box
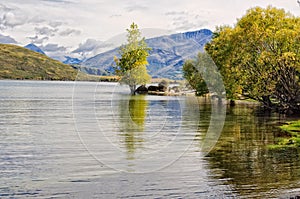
[0,75,183,83]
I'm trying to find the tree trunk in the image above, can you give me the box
[129,85,136,95]
[217,96,222,105]
[229,99,235,106]
[262,95,272,109]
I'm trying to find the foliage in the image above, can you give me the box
[0,44,77,80]
[183,59,208,96]
[119,65,150,89]
[158,79,169,88]
[114,23,151,94]
[205,6,300,113]
[183,52,225,98]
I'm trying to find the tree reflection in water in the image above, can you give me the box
[119,95,148,160]
[203,104,300,198]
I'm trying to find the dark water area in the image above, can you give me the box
[0,80,299,198]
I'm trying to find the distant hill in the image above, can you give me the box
[81,29,213,79]
[63,56,82,65]
[0,44,77,80]
[24,43,46,55]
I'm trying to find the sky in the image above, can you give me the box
[0,0,299,60]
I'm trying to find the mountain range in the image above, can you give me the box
[20,29,213,80]
[23,44,82,65]
[80,29,213,79]
[63,56,82,65]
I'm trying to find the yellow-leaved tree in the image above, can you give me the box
[205,6,300,113]
[114,23,151,95]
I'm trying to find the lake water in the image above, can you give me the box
[1,80,300,198]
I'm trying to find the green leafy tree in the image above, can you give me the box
[183,52,225,102]
[114,23,151,95]
[183,59,208,96]
[205,6,300,113]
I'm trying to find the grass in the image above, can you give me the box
[280,121,300,134]
[76,72,120,82]
[268,120,300,149]
[0,44,77,81]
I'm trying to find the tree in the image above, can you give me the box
[183,58,208,96]
[205,6,300,113]
[183,52,225,102]
[114,23,151,95]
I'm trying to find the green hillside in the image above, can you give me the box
[0,44,77,80]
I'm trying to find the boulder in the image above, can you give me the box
[158,85,167,92]
[135,85,148,94]
[148,85,159,92]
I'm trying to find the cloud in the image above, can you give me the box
[41,0,73,3]
[72,39,113,55]
[0,3,52,30]
[0,10,28,29]
[35,26,58,36]
[110,14,122,18]
[0,3,45,30]
[125,4,148,12]
[49,21,63,28]
[0,33,17,44]
[172,20,198,31]
[0,3,12,12]
[0,3,65,32]
[165,10,209,31]
[27,35,49,44]
[59,28,81,36]
[38,43,70,61]
[165,11,187,16]
[41,43,67,52]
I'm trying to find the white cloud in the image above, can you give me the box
[41,0,73,3]
[41,43,67,52]
[166,10,209,31]
[125,4,148,12]
[110,14,122,18]
[0,0,298,58]
[0,8,28,29]
[35,26,58,36]
[72,38,113,56]
[40,43,69,61]
[49,21,63,28]
[165,11,187,16]
[59,28,81,36]
[27,35,49,44]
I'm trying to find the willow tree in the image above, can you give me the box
[114,23,151,95]
[205,6,300,113]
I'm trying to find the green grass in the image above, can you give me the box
[268,120,300,149]
[0,44,78,80]
[280,121,300,134]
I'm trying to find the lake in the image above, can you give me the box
[1,80,300,198]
